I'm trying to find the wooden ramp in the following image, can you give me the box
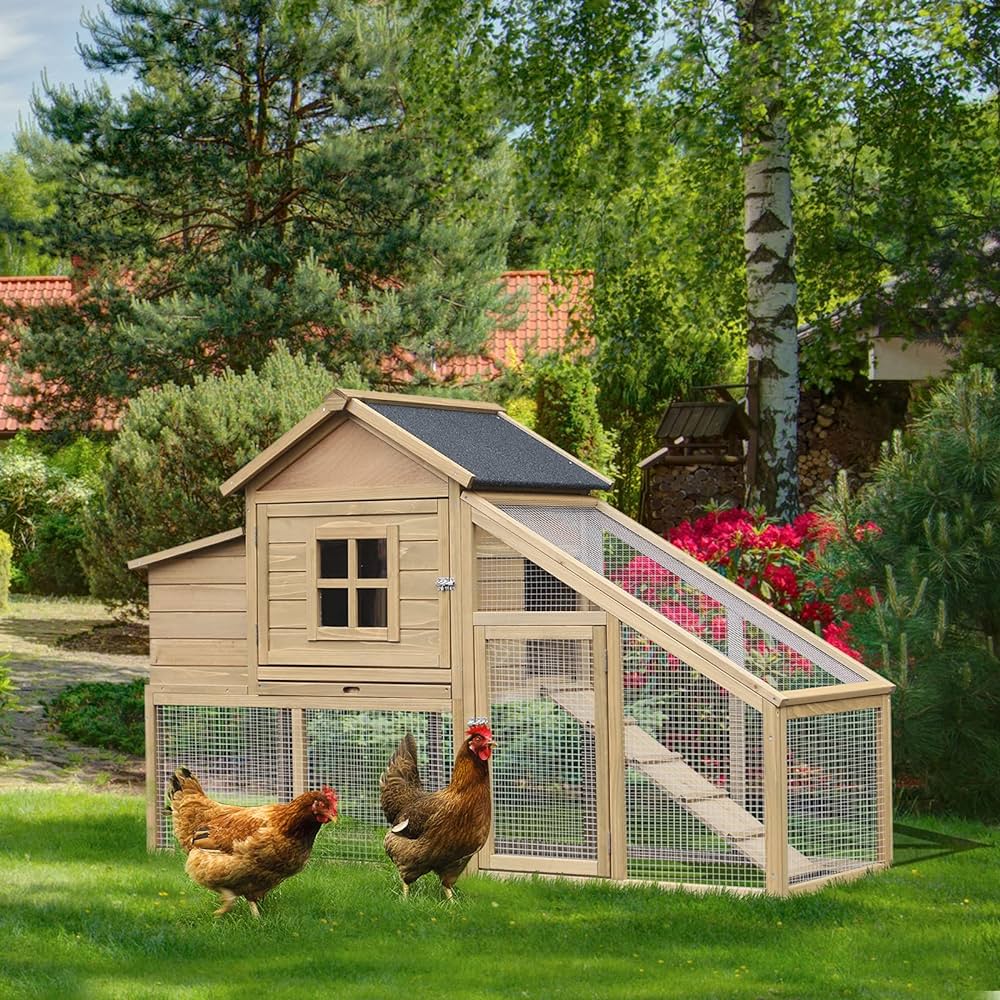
[545,686,817,880]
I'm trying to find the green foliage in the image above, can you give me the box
[1,791,998,996]
[0,652,20,751]
[80,347,342,608]
[815,369,1000,816]
[18,512,90,597]
[43,678,146,756]
[11,0,515,426]
[0,531,12,612]
[0,151,61,274]
[0,438,100,595]
[848,367,1000,646]
[532,353,615,479]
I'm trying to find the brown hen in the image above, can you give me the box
[166,766,338,917]
[379,719,494,899]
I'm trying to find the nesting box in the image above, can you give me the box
[130,390,893,895]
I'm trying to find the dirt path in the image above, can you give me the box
[0,597,149,793]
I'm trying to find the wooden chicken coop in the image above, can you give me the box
[130,390,894,896]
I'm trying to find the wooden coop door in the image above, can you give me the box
[475,625,611,877]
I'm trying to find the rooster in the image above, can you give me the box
[379,719,495,899]
[166,766,338,917]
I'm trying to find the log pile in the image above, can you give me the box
[642,377,912,533]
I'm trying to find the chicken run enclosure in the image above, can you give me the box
[131,390,894,896]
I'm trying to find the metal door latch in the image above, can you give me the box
[435,576,457,592]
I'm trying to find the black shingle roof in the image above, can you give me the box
[367,402,611,492]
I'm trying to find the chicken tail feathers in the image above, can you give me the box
[379,732,423,825]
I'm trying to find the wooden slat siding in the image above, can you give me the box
[262,504,444,668]
[269,597,438,630]
[266,499,439,517]
[258,417,447,494]
[128,526,245,570]
[251,495,267,691]
[259,666,450,684]
[259,535,439,589]
[150,638,248,666]
[152,690,452,713]
[436,499,451,670]
[149,668,249,693]
[148,611,247,640]
[147,554,246,585]
[266,631,441,667]
[148,584,247,613]
[258,681,451,699]
[267,512,438,543]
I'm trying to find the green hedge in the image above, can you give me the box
[0,529,11,611]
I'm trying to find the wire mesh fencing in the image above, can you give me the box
[154,702,452,863]
[785,707,884,885]
[494,504,866,689]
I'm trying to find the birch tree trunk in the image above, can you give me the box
[740,0,800,518]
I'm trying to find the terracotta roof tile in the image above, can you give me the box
[438,270,592,380]
[0,277,92,435]
[0,270,590,435]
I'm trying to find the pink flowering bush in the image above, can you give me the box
[667,507,881,660]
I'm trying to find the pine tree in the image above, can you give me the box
[7,0,514,425]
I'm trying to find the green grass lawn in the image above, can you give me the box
[0,791,997,1000]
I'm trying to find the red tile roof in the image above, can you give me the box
[0,270,588,435]
[0,277,77,435]
[439,270,591,380]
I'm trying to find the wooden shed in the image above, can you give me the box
[130,389,894,896]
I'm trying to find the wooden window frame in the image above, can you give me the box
[306,524,400,642]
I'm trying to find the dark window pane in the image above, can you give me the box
[357,588,387,627]
[319,539,348,579]
[357,538,388,579]
[320,588,348,626]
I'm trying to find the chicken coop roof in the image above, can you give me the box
[220,390,611,496]
[366,400,611,492]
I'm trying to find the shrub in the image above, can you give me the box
[0,529,11,611]
[80,346,356,609]
[0,436,102,595]
[667,506,873,658]
[810,369,1000,818]
[532,353,615,480]
[0,652,20,761]
[43,678,146,756]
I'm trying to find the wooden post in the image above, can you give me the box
[145,684,158,851]
[763,704,789,895]
[878,696,894,867]
[291,707,306,796]
[606,616,628,881]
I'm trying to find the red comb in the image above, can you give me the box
[466,718,493,740]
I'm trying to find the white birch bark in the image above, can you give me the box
[740,0,800,518]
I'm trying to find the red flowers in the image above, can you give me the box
[667,507,878,667]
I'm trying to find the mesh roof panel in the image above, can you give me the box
[495,504,867,692]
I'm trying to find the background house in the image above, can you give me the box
[0,270,589,440]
